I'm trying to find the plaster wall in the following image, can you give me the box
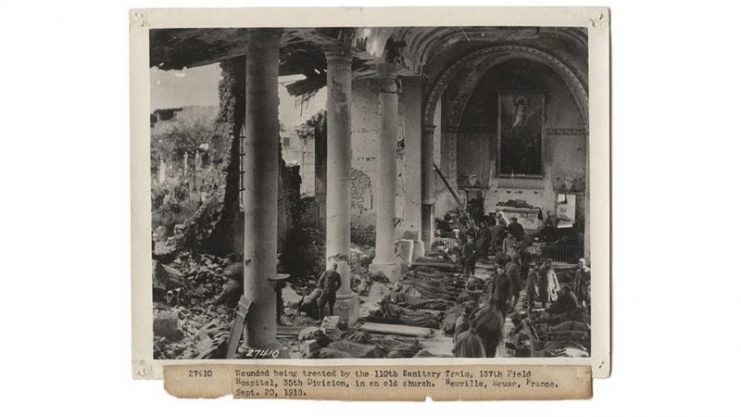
[349,78,414,241]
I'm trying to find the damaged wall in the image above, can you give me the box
[204,58,300,256]
[349,78,410,243]
[201,58,245,255]
[350,78,380,234]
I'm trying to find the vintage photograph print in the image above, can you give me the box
[131,8,611,382]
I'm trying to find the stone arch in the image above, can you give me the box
[423,45,588,128]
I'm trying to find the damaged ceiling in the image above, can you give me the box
[149,27,588,98]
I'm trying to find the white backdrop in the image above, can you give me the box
[1,0,739,415]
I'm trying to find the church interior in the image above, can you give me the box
[149,26,592,360]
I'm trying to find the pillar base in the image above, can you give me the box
[240,331,280,351]
[412,241,425,262]
[369,259,401,282]
[334,292,360,326]
[397,239,425,265]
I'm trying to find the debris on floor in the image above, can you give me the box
[152,218,589,360]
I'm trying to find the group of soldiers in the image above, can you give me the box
[452,210,591,358]
[460,212,526,278]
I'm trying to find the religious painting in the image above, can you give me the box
[497,92,545,177]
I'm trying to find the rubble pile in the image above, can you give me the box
[154,304,233,359]
[152,187,228,258]
[152,253,235,359]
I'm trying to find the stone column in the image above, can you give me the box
[369,65,402,281]
[400,78,422,236]
[324,45,359,324]
[399,77,425,261]
[242,29,281,349]
[421,124,436,252]
[314,124,327,229]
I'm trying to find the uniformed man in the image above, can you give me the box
[317,261,342,318]
[214,254,243,308]
[461,234,477,277]
[507,216,525,240]
[574,258,591,308]
[524,261,540,312]
[506,253,524,310]
[489,262,511,317]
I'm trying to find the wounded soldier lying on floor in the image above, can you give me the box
[342,330,423,358]
[506,305,591,358]
[387,283,454,310]
[318,340,385,359]
[402,298,452,310]
[367,298,443,328]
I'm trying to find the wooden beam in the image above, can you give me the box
[225,296,252,359]
[359,322,433,338]
[276,326,303,337]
